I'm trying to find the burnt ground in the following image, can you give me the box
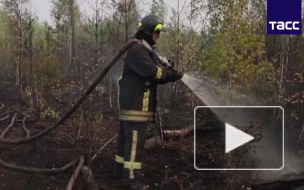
[0,115,229,190]
[1,86,304,190]
[0,85,235,190]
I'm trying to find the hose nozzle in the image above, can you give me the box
[141,40,173,69]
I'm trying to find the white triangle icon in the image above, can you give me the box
[225,123,254,154]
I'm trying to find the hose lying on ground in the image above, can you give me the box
[21,117,30,138]
[81,166,99,190]
[0,158,80,174]
[0,114,10,121]
[66,155,85,190]
[0,103,4,111]
[0,109,14,121]
[0,113,18,139]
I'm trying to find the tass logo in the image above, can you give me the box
[267,0,302,35]
[269,21,300,31]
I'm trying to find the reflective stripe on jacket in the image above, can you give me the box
[117,42,169,122]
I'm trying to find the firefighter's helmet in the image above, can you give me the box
[137,14,165,35]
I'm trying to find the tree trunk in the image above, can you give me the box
[124,2,128,43]
[69,0,76,79]
[29,18,33,91]
[95,9,98,68]
[15,4,24,99]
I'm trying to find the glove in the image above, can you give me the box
[166,69,184,82]
[167,59,174,69]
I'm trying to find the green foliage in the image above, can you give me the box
[150,0,167,19]
[22,87,36,117]
[22,86,60,120]
[250,61,276,99]
[0,2,303,189]
[0,0,302,123]
[35,56,63,87]
[0,9,14,73]
[51,0,81,24]
[40,106,60,119]
[201,0,270,94]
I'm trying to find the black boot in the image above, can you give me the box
[122,122,148,190]
[123,169,149,190]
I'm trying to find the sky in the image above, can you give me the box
[30,0,195,26]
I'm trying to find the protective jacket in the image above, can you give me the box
[117,42,169,123]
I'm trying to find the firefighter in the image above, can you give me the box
[113,14,184,190]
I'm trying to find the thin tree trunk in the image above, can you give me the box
[95,9,98,67]
[16,4,24,99]
[124,1,129,43]
[29,18,33,91]
[69,0,76,78]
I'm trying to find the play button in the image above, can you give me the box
[194,106,284,170]
[225,123,254,153]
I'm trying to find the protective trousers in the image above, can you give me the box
[113,121,147,185]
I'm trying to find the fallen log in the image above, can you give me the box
[163,125,222,138]
[145,124,223,150]
[90,124,218,160]
[81,166,99,190]
[162,126,194,138]
[145,136,161,150]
